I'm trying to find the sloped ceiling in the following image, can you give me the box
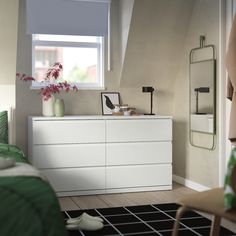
[119,0,134,67]
[119,0,195,88]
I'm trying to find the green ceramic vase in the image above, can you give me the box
[54,98,65,117]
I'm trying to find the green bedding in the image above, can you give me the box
[0,143,26,162]
[0,144,67,236]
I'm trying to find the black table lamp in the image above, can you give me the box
[142,86,155,115]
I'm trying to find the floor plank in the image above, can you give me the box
[58,182,196,210]
[58,197,78,211]
[71,195,109,209]
[98,193,135,207]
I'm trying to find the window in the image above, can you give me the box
[32,34,104,89]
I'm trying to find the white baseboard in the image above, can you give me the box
[173,174,210,192]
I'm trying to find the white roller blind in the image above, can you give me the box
[26,0,110,36]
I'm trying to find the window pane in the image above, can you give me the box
[34,46,98,83]
[33,34,99,43]
[35,46,57,68]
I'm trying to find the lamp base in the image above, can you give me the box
[144,113,155,115]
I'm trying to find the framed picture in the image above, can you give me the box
[101,92,120,115]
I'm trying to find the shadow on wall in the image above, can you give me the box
[119,0,195,88]
[173,120,188,178]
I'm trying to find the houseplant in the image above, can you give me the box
[16,62,78,116]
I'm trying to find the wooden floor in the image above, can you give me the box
[58,182,236,233]
[58,182,196,211]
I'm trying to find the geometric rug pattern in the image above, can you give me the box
[63,203,236,236]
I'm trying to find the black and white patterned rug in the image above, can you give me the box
[63,203,235,236]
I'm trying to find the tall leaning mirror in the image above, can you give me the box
[189,36,216,150]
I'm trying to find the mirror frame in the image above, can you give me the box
[189,44,216,150]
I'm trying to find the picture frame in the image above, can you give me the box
[101,92,120,115]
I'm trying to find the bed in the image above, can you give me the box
[0,143,67,236]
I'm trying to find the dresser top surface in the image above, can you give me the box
[29,115,172,121]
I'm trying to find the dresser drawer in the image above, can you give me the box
[106,164,172,189]
[106,142,172,166]
[42,167,105,192]
[33,120,105,144]
[106,119,172,142]
[32,144,105,168]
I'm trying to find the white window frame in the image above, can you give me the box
[31,35,105,90]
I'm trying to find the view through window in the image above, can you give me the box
[32,34,104,89]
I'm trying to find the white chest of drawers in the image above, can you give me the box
[28,115,172,196]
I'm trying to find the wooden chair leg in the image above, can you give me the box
[209,215,221,236]
[172,206,189,236]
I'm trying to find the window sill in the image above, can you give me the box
[30,85,106,91]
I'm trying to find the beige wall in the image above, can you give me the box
[120,0,195,116]
[0,0,19,143]
[173,0,220,187]
[0,0,19,85]
[16,0,221,188]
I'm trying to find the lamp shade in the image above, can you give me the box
[194,87,210,93]
[142,86,154,93]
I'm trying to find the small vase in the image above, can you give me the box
[42,96,55,117]
[54,98,65,117]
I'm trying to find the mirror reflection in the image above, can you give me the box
[190,59,215,134]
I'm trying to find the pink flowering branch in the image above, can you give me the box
[45,62,63,81]
[39,82,78,101]
[16,62,78,101]
[16,73,35,81]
